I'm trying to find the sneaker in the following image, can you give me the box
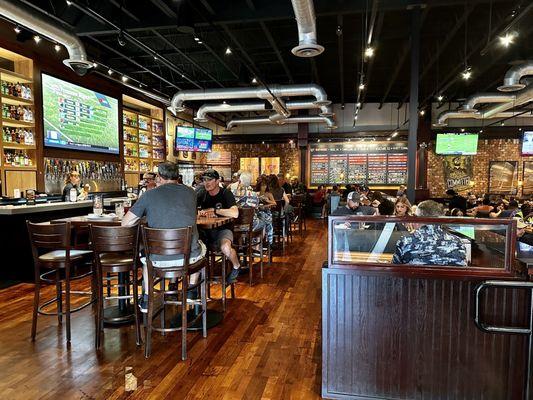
[226,268,240,284]
[138,294,148,313]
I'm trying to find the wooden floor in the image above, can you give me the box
[0,220,326,399]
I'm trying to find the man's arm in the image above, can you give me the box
[121,210,141,226]
[216,205,239,218]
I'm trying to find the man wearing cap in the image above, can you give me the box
[197,169,241,283]
[332,191,376,216]
[392,200,466,266]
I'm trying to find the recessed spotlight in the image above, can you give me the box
[121,75,128,82]
[518,127,522,131]
[262,141,265,144]
[225,47,232,55]
[33,35,41,43]
[14,26,21,34]
[54,44,61,52]
[108,69,113,75]
[364,47,375,58]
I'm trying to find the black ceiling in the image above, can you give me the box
[19,0,533,108]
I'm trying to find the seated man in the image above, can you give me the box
[122,162,205,312]
[332,191,376,216]
[196,169,241,283]
[392,200,466,266]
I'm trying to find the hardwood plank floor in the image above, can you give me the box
[0,220,326,399]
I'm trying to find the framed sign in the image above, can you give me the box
[261,157,280,175]
[442,156,473,192]
[207,150,231,165]
[523,161,533,195]
[240,157,260,182]
[488,161,518,194]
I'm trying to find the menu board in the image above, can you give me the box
[309,141,408,186]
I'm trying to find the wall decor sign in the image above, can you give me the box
[261,157,280,175]
[240,157,260,182]
[442,156,473,192]
[488,161,518,194]
[207,150,231,165]
[523,161,533,195]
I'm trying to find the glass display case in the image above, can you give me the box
[328,215,522,276]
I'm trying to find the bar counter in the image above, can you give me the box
[0,200,93,215]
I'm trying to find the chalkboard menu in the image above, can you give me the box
[309,142,408,186]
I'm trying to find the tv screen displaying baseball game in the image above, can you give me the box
[42,74,119,154]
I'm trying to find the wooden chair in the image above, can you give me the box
[290,194,307,236]
[141,226,207,360]
[89,224,142,349]
[233,207,264,286]
[206,245,236,312]
[27,221,93,343]
[272,200,290,248]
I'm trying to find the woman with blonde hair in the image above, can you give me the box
[394,196,412,217]
[62,170,81,201]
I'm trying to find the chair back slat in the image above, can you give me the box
[89,224,139,253]
[142,226,192,262]
[27,221,70,249]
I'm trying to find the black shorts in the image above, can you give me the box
[202,229,233,250]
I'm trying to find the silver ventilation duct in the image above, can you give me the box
[170,84,330,114]
[290,0,324,57]
[481,83,533,119]
[459,93,516,113]
[498,61,533,92]
[433,110,530,127]
[226,115,336,130]
[0,0,92,76]
[194,100,333,123]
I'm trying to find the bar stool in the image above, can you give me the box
[272,200,289,248]
[141,226,208,360]
[206,246,236,311]
[89,224,142,349]
[233,207,264,286]
[27,221,93,343]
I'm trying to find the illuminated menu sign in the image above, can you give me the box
[309,141,408,186]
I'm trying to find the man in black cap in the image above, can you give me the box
[446,189,467,213]
[197,169,241,283]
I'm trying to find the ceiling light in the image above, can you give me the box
[251,77,257,84]
[499,32,516,47]
[262,141,265,144]
[461,128,465,132]
[461,68,472,80]
[92,62,98,68]
[500,121,505,126]
[359,83,365,90]
[519,127,522,131]
[225,47,232,55]
[354,115,358,121]
[348,138,351,142]
[356,102,361,107]
[479,129,483,133]
[121,75,128,82]
[419,110,425,116]
[289,139,293,144]
[364,47,375,58]
[117,31,126,47]
[107,69,113,75]
[33,35,41,44]
[194,37,200,41]
[198,41,203,44]
[392,131,398,137]
[66,0,72,5]
[153,56,158,60]
[387,137,391,141]
[437,95,444,102]
[341,104,345,110]
[54,44,61,52]
[317,139,320,142]
[14,26,21,34]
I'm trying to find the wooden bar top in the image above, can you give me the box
[51,215,234,229]
[0,200,93,215]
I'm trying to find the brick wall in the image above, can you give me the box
[427,138,533,197]
[212,143,300,178]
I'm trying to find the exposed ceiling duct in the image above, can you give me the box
[498,61,533,92]
[0,0,93,76]
[226,115,337,131]
[290,0,324,57]
[194,100,333,123]
[433,110,532,127]
[459,93,516,113]
[169,84,331,115]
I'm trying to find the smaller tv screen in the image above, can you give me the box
[435,133,478,155]
[175,126,212,152]
[522,131,533,155]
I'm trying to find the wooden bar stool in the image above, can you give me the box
[89,224,142,349]
[206,247,236,311]
[27,221,93,344]
[233,207,264,286]
[141,226,208,360]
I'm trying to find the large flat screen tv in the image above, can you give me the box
[175,126,212,152]
[42,74,119,154]
[522,131,533,156]
[435,133,478,155]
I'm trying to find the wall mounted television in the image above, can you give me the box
[522,130,533,156]
[435,133,478,155]
[175,126,212,152]
[42,73,119,154]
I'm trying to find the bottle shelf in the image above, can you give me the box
[2,142,36,149]
[2,118,34,127]
[1,95,33,106]
[3,165,36,170]
[0,69,32,84]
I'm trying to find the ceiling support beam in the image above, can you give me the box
[337,14,344,106]
[360,11,384,107]
[149,0,177,19]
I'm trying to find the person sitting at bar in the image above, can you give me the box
[394,197,412,217]
[516,217,533,247]
[290,176,307,195]
[138,172,156,197]
[491,200,522,218]
[466,194,478,210]
[62,171,81,201]
[278,173,292,197]
[467,198,494,217]
[256,176,276,206]
[121,162,205,312]
[392,200,466,266]
[446,189,467,213]
[228,172,241,195]
[196,169,241,284]
[332,192,376,216]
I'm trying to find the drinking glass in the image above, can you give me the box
[115,202,125,219]
[93,195,103,216]
[123,199,132,214]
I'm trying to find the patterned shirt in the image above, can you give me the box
[392,225,467,266]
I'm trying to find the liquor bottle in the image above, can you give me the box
[24,153,29,166]
[15,82,21,97]
[26,85,31,100]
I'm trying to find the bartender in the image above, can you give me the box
[62,171,81,201]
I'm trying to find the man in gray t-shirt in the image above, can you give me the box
[122,162,204,311]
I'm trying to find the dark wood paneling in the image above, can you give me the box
[322,268,530,399]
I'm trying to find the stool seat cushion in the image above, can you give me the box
[99,253,134,266]
[39,249,92,262]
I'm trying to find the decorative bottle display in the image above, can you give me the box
[4,149,32,166]
[123,130,137,142]
[138,117,149,130]
[0,81,32,100]
[153,148,165,160]
[139,160,150,172]
[123,113,137,127]
[2,127,34,145]
[152,135,164,147]
[139,146,151,159]
[124,144,138,157]
[138,131,150,144]
[2,104,33,121]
